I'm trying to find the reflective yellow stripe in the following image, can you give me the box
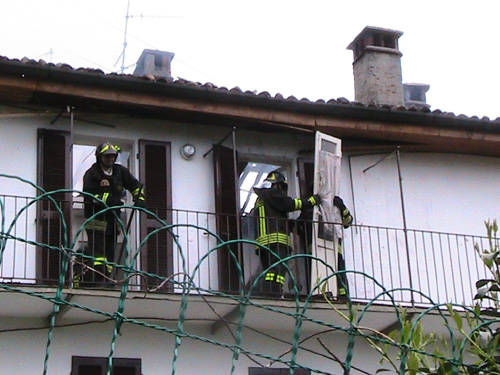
[258,203,266,237]
[102,192,110,203]
[343,208,349,216]
[99,144,109,154]
[294,198,302,210]
[132,187,140,195]
[94,256,107,265]
[308,196,317,205]
[276,275,285,285]
[256,233,292,247]
[265,272,275,281]
[94,257,112,273]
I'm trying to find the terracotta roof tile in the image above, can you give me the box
[0,55,497,126]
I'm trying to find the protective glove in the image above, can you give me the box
[334,196,346,211]
[342,212,353,228]
[334,196,353,228]
[313,194,322,206]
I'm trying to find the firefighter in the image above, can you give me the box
[297,191,353,300]
[81,142,145,286]
[253,170,321,296]
[333,196,353,300]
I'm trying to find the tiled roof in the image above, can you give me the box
[1,55,499,125]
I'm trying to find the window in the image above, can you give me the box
[239,162,283,214]
[249,368,310,375]
[73,144,131,197]
[71,356,141,375]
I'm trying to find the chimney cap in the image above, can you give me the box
[403,83,430,109]
[347,26,403,50]
[403,82,430,91]
[133,49,175,79]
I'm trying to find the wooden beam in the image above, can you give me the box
[1,74,500,154]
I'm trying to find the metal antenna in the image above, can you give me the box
[114,1,183,74]
[120,0,131,74]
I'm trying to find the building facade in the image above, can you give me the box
[0,27,499,374]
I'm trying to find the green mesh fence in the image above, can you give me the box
[0,174,498,375]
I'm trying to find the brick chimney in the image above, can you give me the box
[403,83,430,109]
[133,49,174,79]
[347,26,404,107]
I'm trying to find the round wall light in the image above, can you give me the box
[180,143,196,160]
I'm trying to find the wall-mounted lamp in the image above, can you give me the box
[180,143,196,160]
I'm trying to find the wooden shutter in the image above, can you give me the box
[213,144,241,293]
[36,129,72,284]
[139,140,173,291]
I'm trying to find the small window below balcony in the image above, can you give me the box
[71,356,141,375]
[249,368,310,375]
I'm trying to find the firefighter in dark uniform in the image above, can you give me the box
[253,170,321,296]
[333,196,353,300]
[81,142,145,285]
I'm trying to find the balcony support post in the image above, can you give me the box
[396,146,414,306]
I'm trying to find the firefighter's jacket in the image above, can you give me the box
[83,163,143,221]
[253,187,319,247]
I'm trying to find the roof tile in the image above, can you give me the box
[0,54,497,126]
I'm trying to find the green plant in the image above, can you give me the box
[331,220,500,375]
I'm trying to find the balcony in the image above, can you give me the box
[0,194,493,309]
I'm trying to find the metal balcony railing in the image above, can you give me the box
[0,194,494,308]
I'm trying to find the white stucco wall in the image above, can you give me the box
[0,114,311,292]
[0,117,39,282]
[0,320,387,375]
[0,113,498,306]
[339,152,499,306]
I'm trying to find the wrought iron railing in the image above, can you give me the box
[0,194,493,307]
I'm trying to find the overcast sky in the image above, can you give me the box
[1,1,499,118]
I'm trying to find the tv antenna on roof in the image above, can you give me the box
[114,0,183,74]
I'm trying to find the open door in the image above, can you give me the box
[213,144,242,293]
[310,131,342,295]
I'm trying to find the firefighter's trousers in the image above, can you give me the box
[259,242,290,295]
[83,213,117,285]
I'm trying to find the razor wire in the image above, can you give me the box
[0,174,499,375]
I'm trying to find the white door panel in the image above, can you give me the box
[311,131,341,296]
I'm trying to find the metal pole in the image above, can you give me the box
[348,155,358,233]
[362,151,396,174]
[202,129,233,158]
[232,127,241,238]
[67,105,74,285]
[67,105,73,146]
[395,146,415,306]
[231,127,243,289]
[121,0,130,74]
